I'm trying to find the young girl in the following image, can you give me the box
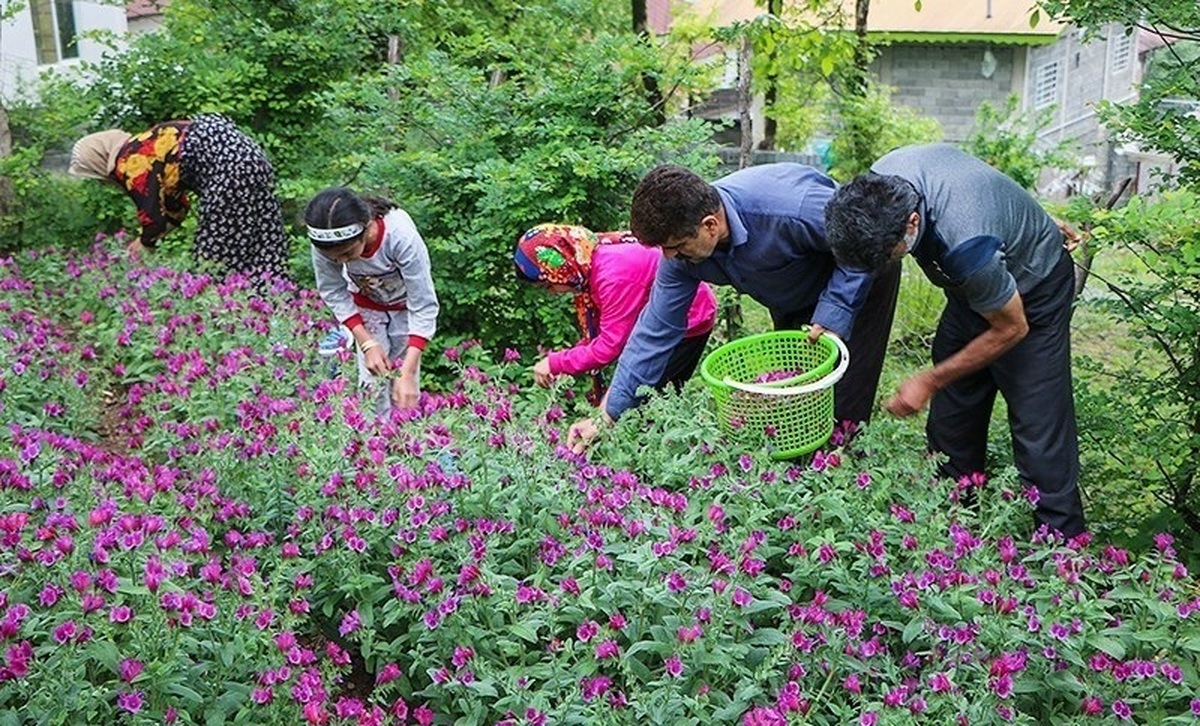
[515,224,717,404]
[306,187,439,414]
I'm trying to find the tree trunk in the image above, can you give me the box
[0,105,13,230]
[386,35,403,102]
[727,33,754,338]
[632,0,665,125]
[761,0,782,150]
[836,0,872,172]
[737,34,753,170]
[851,0,871,96]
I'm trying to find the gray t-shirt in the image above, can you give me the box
[873,143,1064,313]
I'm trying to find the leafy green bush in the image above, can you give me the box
[964,94,1077,190]
[321,38,718,353]
[825,82,942,182]
[1071,190,1200,543]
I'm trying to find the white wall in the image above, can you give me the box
[1,1,128,102]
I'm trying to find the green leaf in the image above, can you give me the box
[1131,628,1169,643]
[625,640,671,658]
[712,699,749,721]
[166,683,205,705]
[742,598,785,616]
[625,655,653,683]
[465,679,499,698]
[748,628,789,647]
[88,640,121,674]
[1029,9,1040,28]
[1105,585,1143,600]
[216,684,250,714]
[1087,635,1126,660]
[902,617,924,645]
[510,622,540,643]
[1044,669,1085,694]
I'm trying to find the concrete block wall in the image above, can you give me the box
[874,43,1020,143]
[1025,25,1138,147]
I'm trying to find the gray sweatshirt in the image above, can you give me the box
[312,207,439,344]
[873,143,1064,314]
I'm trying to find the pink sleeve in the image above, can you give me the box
[685,281,719,337]
[547,251,650,376]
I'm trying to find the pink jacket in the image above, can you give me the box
[548,244,717,376]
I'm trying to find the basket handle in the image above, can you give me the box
[722,333,851,396]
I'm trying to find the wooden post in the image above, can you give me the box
[386,35,402,101]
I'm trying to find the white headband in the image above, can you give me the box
[307,223,364,245]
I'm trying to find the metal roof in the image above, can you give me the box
[683,0,1065,44]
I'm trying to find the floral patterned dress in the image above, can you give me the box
[112,114,290,280]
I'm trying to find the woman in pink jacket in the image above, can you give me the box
[515,224,717,404]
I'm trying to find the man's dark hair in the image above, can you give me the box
[629,165,722,246]
[824,173,919,272]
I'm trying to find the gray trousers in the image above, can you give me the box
[927,252,1085,537]
[356,308,410,416]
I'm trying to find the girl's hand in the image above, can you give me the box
[392,375,419,410]
[363,345,390,376]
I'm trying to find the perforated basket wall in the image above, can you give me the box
[700,331,840,459]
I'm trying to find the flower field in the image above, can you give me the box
[1,240,1199,725]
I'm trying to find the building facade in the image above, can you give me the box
[1,0,129,102]
[662,0,1145,195]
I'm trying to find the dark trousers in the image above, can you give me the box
[654,331,711,391]
[771,260,901,425]
[927,252,1085,537]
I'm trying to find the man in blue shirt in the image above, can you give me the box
[567,163,901,450]
[823,144,1085,538]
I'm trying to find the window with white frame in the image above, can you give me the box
[1033,61,1059,109]
[1110,30,1133,73]
[29,0,79,65]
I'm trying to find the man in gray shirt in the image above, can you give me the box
[824,144,1085,538]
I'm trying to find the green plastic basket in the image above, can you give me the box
[700,330,850,460]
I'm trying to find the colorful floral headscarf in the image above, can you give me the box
[515,224,637,340]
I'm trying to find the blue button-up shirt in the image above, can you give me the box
[605,163,875,419]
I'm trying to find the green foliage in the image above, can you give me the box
[726,6,856,150]
[0,0,25,23]
[1033,1,1200,542]
[1072,190,1200,538]
[318,36,718,353]
[0,155,127,251]
[72,0,409,171]
[0,75,131,250]
[3,0,714,355]
[826,81,942,181]
[964,94,1078,190]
